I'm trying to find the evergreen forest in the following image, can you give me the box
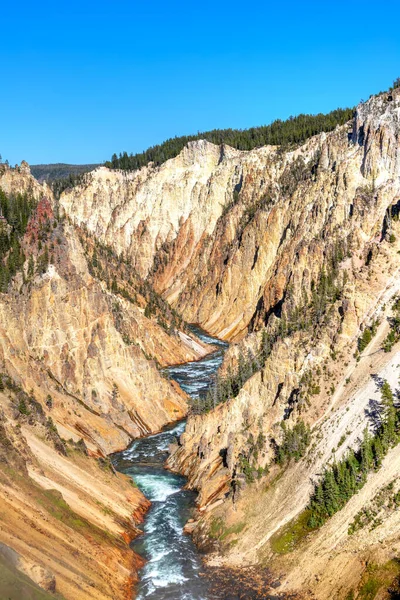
[0,188,37,292]
[105,108,354,171]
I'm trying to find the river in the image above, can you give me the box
[113,328,228,600]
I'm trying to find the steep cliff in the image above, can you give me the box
[0,160,46,199]
[4,84,400,599]
[59,140,235,282]
[0,164,212,599]
[56,87,400,597]
[168,88,400,488]
[58,90,399,343]
[1,203,188,449]
[165,89,400,598]
[0,383,149,600]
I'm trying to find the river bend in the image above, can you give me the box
[113,328,227,600]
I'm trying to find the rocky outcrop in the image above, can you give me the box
[4,86,400,599]
[168,88,400,485]
[164,90,400,598]
[0,164,212,599]
[60,140,237,280]
[0,220,187,451]
[59,91,400,345]
[0,163,216,450]
[0,385,149,600]
[0,161,47,200]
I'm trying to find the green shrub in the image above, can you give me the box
[18,398,29,415]
[358,320,378,352]
[308,380,399,528]
[276,420,311,464]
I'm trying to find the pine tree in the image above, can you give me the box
[345,450,360,492]
[309,485,325,527]
[111,383,119,405]
[18,397,29,415]
[360,428,374,475]
[372,435,384,468]
[323,470,341,516]
[380,380,397,448]
[104,107,353,172]
[37,246,49,275]
[336,461,350,501]
[92,248,98,268]
[261,329,271,361]
[111,277,118,293]
[237,351,246,388]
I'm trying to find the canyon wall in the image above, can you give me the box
[3,86,400,599]
[58,88,400,597]
[165,89,400,598]
[59,90,400,342]
[0,164,211,598]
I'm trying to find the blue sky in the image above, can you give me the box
[2,0,400,165]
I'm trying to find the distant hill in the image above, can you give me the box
[31,163,100,183]
[31,107,354,184]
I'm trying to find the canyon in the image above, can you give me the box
[1,85,400,599]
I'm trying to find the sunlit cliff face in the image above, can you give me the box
[1,86,400,600]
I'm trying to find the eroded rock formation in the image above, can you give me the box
[0,164,211,598]
[3,85,400,599]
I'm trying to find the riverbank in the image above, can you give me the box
[203,566,298,600]
[113,328,227,599]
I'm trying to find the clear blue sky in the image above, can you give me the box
[2,0,400,165]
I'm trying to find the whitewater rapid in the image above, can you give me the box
[113,328,227,600]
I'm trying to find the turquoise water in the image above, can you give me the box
[113,328,227,600]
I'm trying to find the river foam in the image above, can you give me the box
[113,327,227,599]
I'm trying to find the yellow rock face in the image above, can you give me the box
[0,388,149,600]
[60,91,400,347]
[0,163,211,599]
[3,86,400,599]
[0,218,189,450]
[165,90,400,598]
